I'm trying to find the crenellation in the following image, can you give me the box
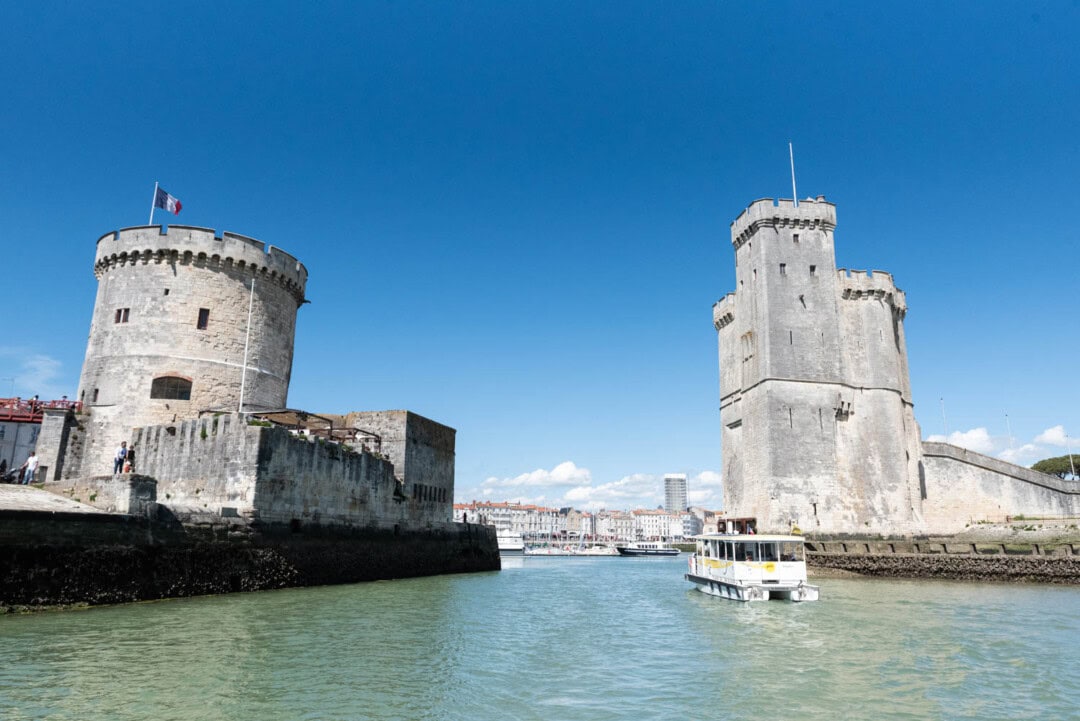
[94,226,308,304]
[730,196,837,249]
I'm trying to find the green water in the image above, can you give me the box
[1,555,1077,720]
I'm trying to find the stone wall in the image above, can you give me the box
[127,413,450,529]
[343,410,455,522]
[921,442,1080,534]
[0,511,499,611]
[808,549,1080,584]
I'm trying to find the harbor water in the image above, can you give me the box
[2,555,1078,720]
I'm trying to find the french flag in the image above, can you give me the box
[154,187,182,215]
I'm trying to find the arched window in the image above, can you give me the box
[150,376,192,400]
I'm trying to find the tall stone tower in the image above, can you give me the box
[714,198,923,535]
[68,225,307,478]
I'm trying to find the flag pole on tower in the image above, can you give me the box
[789,142,798,208]
[149,181,160,225]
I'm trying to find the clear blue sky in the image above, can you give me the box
[2,2,1077,510]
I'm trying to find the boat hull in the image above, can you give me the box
[685,572,819,602]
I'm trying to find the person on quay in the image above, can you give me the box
[113,441,127,474]
[20,452,39,484]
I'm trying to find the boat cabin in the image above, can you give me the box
[692,534,808,586]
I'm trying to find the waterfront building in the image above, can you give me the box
[680,511,703,538]
[632,508,684,540]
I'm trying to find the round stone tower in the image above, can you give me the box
[69,225,307,478]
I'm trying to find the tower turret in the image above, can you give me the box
[715,197,923,535]
[68,225,307,478]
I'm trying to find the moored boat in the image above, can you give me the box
[497,529,525,555]
[685,533,819,602]
[616,541,680,557]
[524,543,575,556]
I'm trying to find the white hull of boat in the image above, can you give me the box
[685,572,819,602]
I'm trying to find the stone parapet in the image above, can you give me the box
[922,442,1079,495]
[712,293,736,330]
[838,269,907,315]
[95,225,307,305]
[730,196,836,249]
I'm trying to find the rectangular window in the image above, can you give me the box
[779,263,786,276]
[197,308,210,330]
[810,265,817,276]
[793,233,800,244]
[92,388,99,403]
[114,308,130,323]
[164,288,170,296]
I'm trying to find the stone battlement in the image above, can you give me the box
[712,293,736,330]
[730,196,836,248]
[95,225,307,304]
[838,269,907,313]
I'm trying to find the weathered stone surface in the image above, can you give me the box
[808,552,1080,584]
[715,197,1080,536]
[70,226,307,479]
[0,513,499,612]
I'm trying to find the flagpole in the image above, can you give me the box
[149,181,159,225]
[789,142,798,208]
[238,278,255,413]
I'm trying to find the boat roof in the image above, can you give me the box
[693,533,806,543]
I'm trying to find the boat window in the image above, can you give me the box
[779,541,804,562]
[721,542,730,560]
[759,542,779,562]
[736,542,755,561]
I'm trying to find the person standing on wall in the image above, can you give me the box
[124,444,135,473]
[113,441,127,474]
[20,452,39,484]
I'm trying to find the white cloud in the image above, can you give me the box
[481,460,592,489]
[998,443,1040,465]
[691,470,722,487]
[1034,425,1071,447]
[926,427,995,454]
[0,349,71,400]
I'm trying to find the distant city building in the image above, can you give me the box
[664,473,688,512]
[458,500,692,541]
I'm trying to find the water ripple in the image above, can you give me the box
[1,559,1079,720]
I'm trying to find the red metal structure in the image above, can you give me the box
[0,398,82,424]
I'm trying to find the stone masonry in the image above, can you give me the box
[68,225,307,478]
[715,197,1080,535]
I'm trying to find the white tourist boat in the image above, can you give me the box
[524,543,575,556]
[574,543,619,556]
[685,534,819,602]
[523,539,620,556]
[497,529,525,555]
[616,541,680,557]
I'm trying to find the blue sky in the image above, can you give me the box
[2,2,1077,510]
